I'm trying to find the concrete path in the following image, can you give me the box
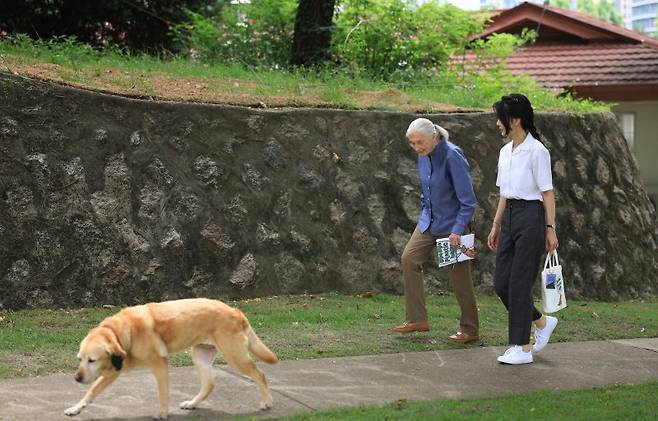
[1,338,657,420]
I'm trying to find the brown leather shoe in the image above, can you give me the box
[392,321,430,333]
[448,331,479,343]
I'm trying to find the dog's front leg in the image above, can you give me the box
[64,372,119,416]
[149,357,170,420]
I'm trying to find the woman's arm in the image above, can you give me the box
[447,151,476,247]
[447,152,476,235]
[487,195,507,251]
[542,189,558,252]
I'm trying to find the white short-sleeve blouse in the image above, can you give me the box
[496,133,553,201]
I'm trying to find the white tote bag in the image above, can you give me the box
[541,251,567,313]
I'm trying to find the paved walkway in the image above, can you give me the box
[1,338,657,420]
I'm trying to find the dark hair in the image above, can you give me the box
[493,93,541,141]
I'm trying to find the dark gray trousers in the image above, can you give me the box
[494,199,544,345]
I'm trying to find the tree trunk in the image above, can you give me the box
[290,0,336,66]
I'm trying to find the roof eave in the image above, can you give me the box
[568,83,658,101]
[474,1,658,46]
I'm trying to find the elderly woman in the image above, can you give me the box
[392,118,479,344]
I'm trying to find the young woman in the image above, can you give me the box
[487,94,559,364]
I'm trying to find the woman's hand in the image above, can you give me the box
[487,224,500,251]
[546,228,558,252]
[448,233,461,248]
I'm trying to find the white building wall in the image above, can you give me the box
[613,100,658,206]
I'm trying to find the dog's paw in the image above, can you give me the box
[259,397,273,411]
[64,405,83,416]
[179,400,197,410]
[151,414,168,420]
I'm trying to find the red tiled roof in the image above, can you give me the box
[454,43,658,88]
[459,1,658,96]
[506,43,658,88]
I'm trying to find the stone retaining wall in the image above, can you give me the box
[1,73,656,308]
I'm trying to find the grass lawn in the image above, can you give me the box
[0,293,656,379]
[257,380,658,421]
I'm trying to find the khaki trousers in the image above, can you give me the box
[401,228,479,335]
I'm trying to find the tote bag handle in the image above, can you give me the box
[543,250,560,270]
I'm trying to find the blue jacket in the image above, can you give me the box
[417,139,476,236]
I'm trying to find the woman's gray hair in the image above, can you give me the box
[406,118,449,141]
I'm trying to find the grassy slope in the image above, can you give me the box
[0,36,609,113]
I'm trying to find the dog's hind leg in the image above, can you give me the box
[147,356,170,420]
[180,344,218,410]
[213,334,273,410]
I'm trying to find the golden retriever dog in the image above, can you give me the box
[64,298,278,419]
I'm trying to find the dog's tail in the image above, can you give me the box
[240,311,278,364]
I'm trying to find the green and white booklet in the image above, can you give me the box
[435,233,476,268]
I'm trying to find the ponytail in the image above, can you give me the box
[434,124,449,141]
[529,124,542,142]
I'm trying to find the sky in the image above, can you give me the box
[443,0,482,10]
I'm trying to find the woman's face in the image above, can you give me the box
[496,118,508,137]
[407,131,438,156]
[496,117,521,138]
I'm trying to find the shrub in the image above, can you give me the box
[173,0,297,67]
[333,0,485,81]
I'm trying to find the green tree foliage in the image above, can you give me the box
[465,29,537,71]
[333,0,485,80]
[551,0,623,26]
[174,0,533,82]
[173,0,297,66]
[0,0,212,52]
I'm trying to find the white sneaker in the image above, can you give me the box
[533,316,558,353]
[497,345,533,364]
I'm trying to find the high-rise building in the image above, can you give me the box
[629,0,657,34]
[616,0,633,28]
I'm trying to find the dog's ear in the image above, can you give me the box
[111,354,124,370]
[104,327,127,370]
